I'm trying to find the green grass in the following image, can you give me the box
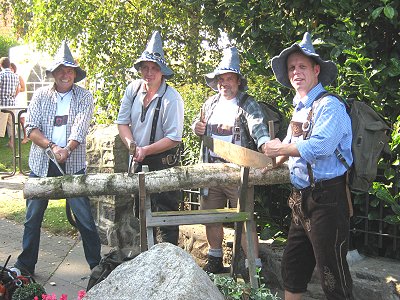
[0,136,77,237]
[0,136,31,172]
[0,198,78,237]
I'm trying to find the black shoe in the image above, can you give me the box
[203,255,224,274]
[14,262,35,277]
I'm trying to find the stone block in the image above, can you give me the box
[86,124,140,248]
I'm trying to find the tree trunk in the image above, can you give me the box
[23,163,290,199]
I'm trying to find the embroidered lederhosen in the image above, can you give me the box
[287,108,314,231]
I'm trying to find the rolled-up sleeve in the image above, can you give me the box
[243,96,270,148]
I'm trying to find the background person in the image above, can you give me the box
[264,32,353,299]
[116,31,184,245]
[192,47,270,276]
[0,57,20,148]
[10,62,29,144]
[14,41,101,276]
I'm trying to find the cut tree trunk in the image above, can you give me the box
[23,163,290,199]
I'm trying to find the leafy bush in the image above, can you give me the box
[11,283,45,300]
[176,83,211,166]
[0,35,19,57]
[209,273,281,300]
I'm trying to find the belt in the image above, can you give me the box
[295,174,346,193]
[142,152,180,167]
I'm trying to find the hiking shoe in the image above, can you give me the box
[203,255,224,274]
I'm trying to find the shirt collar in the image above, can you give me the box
[292,83,325,109]
[51,83,76,98]
[141,78,167,97]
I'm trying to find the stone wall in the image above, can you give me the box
[86,124,140,248]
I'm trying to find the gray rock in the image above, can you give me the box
[85,243,224,300]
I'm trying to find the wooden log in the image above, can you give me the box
[23,163,290,199]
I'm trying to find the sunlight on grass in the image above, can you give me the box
[0,136,31,173]
[0,198,77,237]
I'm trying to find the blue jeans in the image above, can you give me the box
[16,161,101,273]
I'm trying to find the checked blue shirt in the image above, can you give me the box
[283,83,353,189]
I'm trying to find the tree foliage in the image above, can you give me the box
[0,34,19,57]
[3,0,399,122]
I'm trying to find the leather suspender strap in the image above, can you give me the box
[132,82,142,105]
[303,92,353,215]
[304,91,326,187]
[305,107,315,188]
[149,84,169,144]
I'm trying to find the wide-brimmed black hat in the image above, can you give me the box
[132,31,174,79]
[271,32,337,88]
[46,41,86,83]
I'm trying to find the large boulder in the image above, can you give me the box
[84,243,224,300]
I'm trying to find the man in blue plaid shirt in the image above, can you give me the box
[0,57,20,147]
[264,32,353,300]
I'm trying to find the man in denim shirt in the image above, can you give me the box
[264,33,353,299]
[193,47,270,277]
[14,41,101,276]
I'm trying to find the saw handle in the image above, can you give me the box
[200,107,205,123]
[129,141,137,156]
[268,120,276,167]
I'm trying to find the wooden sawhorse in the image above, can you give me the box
[138,165,259,289]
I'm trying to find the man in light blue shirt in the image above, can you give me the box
[116,31,184,245]
[264,33,353,300]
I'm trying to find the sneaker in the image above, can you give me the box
[203,255,224,274]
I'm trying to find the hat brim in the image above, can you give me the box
[46,63,86,83]
[271,44,337,88]
[205,70,248,92]
[132,58,174,80]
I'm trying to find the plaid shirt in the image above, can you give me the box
[0,68,19,106]
[194,91,270,163]
[26,84,94,177]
